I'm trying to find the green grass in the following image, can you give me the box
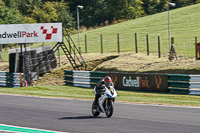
[0,85,200,107]
[70,4,200,57]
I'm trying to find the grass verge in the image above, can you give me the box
[0,85,200,107]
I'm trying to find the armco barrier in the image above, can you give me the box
[0,71,7,87]
[0,71,25,88]
[64,70,106,88]
[168,74,200,95]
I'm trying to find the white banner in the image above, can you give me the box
[0,23,62,44]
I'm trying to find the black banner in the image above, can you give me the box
[108,72,169,92]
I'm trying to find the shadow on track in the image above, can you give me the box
[59,116,104,120]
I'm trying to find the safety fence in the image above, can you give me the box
[0,71,26,88]
[70,33,198,59]
[168,74,200,95]
[64,70,200,95]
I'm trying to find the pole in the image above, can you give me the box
[14,49,19,72]
[146,35,149,55]
[195,36,198,60]
[77,7,81,52]
[19,44,23,73]
[58,44,61,67]
[85,35,87,53]
[168,4,171,52]
[135,33,138,53]
[117,33,120,53]
[101,34,103,54]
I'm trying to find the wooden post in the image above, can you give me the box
[85,35,87,54]
[20,73,23,87]
[101,34,103,54]
[158,36,161,58]
[117,33,120,53]
[146,35,149,55]
[171,37,174,45]
[170,37,179,60]
[195,36,198,60]
[135,33,138,53]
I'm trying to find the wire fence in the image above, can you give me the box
[0,33,198,63]
[71,33,197,58]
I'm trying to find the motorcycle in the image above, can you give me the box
[92,85,117,118]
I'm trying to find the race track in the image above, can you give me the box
[0,94,199,133]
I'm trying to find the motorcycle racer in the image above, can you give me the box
[94,76,114,106]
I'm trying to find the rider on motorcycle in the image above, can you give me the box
[94,76,114,106]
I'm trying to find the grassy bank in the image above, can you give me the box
[70,4,200,57]
[0,85,200,107]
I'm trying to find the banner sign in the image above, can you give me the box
[0,23,62,44]
[108,72,169,92]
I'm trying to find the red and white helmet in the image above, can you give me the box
[104,76,112,86]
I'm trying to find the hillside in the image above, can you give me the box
[70,3,200,58]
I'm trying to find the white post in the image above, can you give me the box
[77,5,83,53]
[14,49,19,73]
[77,7,80,52]
[168,2,176,53]
[168,4,170,51]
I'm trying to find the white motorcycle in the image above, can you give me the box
[92,85,117,118]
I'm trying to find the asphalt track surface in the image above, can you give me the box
[0,94,200,133]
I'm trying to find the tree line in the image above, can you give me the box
[0,0,200,30]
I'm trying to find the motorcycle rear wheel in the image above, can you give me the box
[105,100,114,118]
[92,100,100,116]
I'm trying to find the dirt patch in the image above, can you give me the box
[94,53,200,74]
[0,63,9,71]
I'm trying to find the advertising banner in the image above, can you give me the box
[0,23,62,44]
[108,72,169,92]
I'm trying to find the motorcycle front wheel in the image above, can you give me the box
[105,100,114,118]
[92,100,100,116]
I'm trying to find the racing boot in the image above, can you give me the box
[93,94,99,107]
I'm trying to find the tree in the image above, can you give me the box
[0,1,24,24]
[66,0,144,27]
[31,1,75,28]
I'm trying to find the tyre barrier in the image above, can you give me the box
[0,71,25,88]
[9,47,57,75]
